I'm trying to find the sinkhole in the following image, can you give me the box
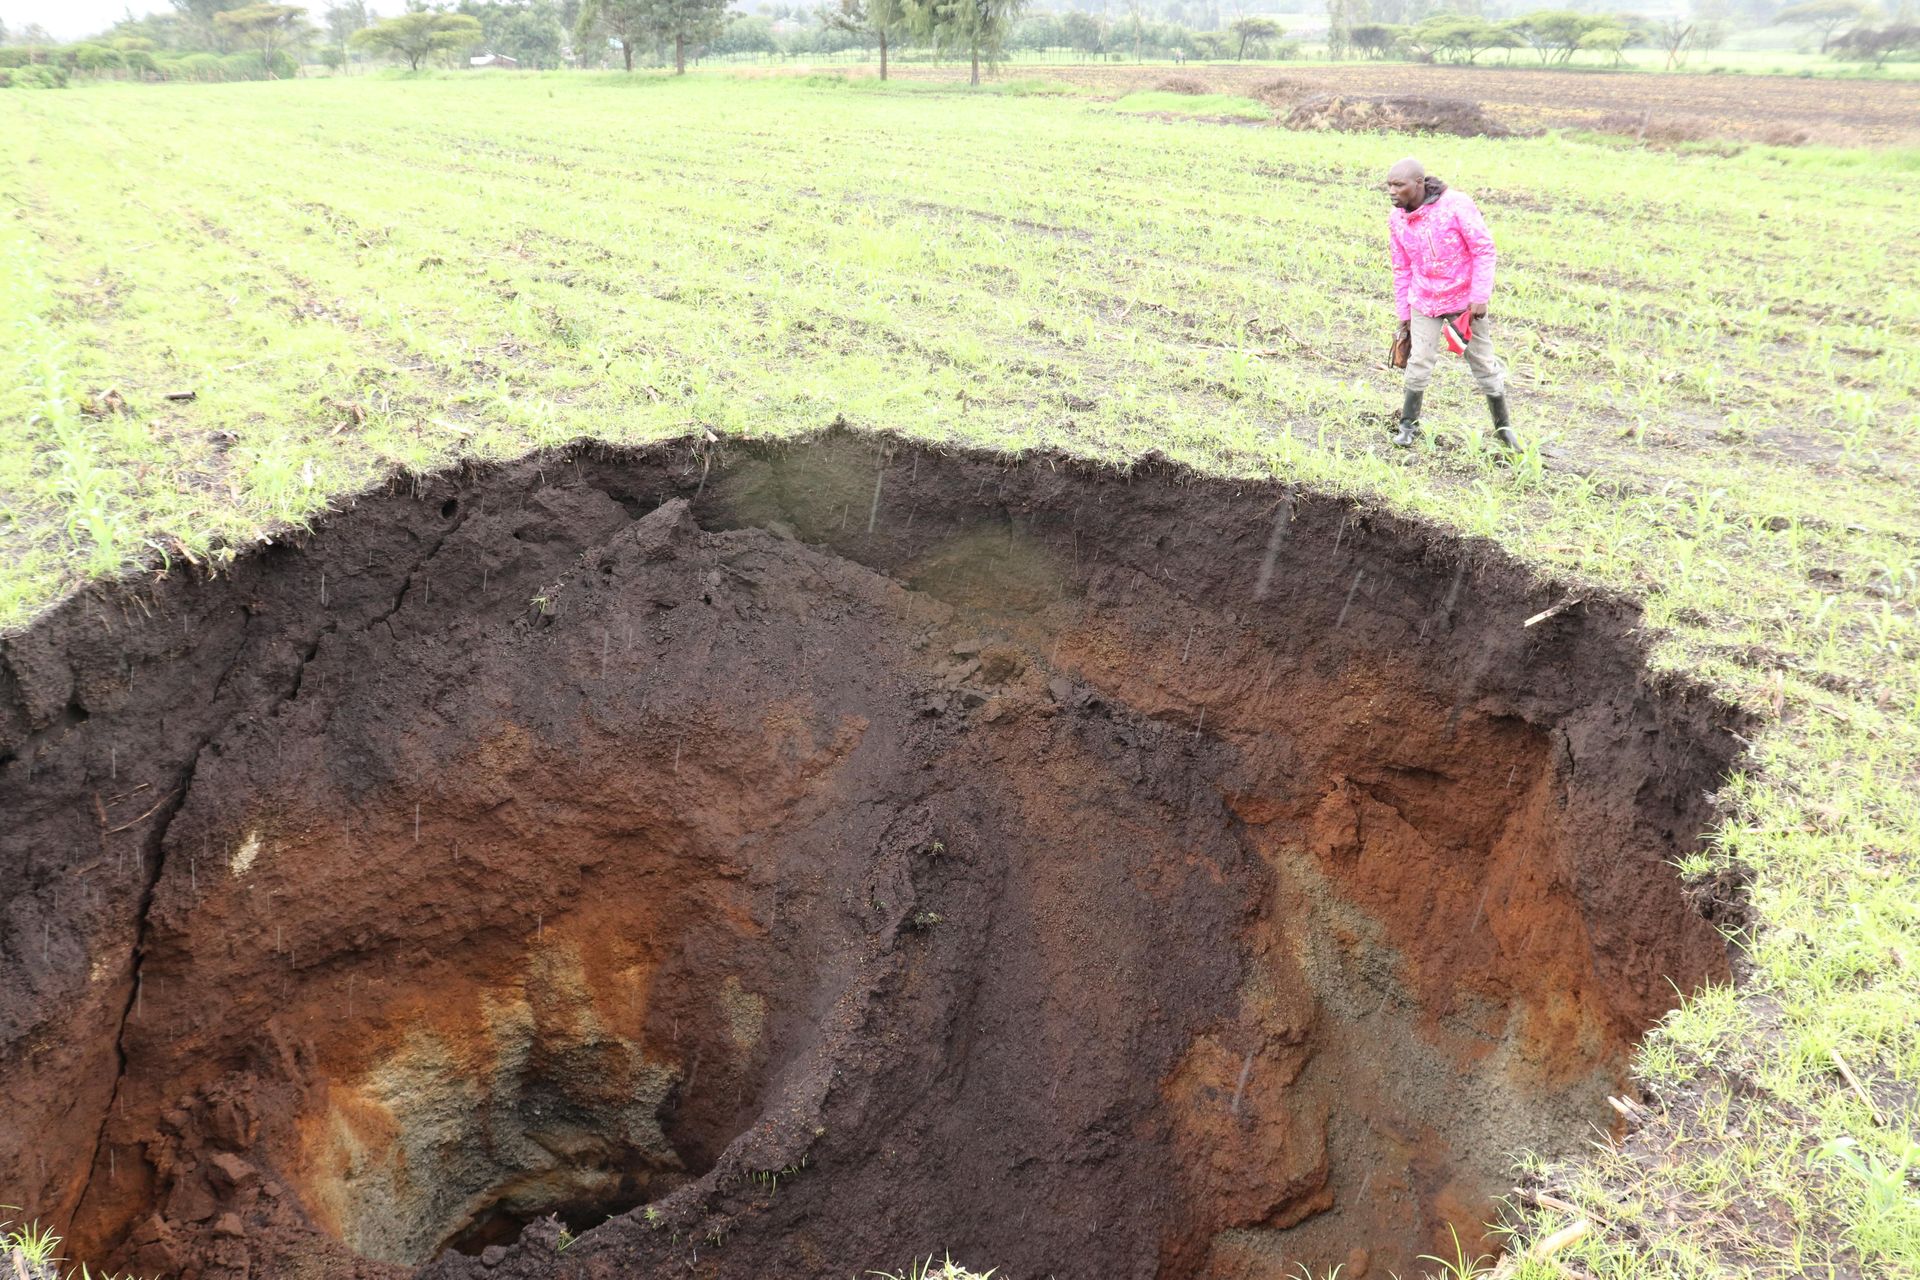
[0,432,1746,1280]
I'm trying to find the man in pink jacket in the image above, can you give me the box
[1387,157,1518,451]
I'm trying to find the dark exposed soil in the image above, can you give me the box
[884,62,1920,147]
[1279,92,1515,139]
[0,431,1745,1280]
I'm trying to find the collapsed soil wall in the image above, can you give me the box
[0,432,1744,1280]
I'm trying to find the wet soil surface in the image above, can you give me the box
[0,432,1744,1280]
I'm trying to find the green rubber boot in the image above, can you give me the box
[1393,389,1424,448]
[1487,394,1519,451]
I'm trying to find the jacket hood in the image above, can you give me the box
[1421,176,1448,205]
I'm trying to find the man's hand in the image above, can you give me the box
[1470,303,1488,318]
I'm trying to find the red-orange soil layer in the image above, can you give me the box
[0,434,1742,1280]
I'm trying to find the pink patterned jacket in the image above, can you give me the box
[1389,184,1496,323]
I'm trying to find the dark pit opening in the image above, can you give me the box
[0,433,1745,1280]
[439,1171,678,1258]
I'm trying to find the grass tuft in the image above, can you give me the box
[2,1210,146,1280]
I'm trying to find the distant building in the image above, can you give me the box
[469,54,520,69]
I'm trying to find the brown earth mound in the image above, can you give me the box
[1251,76,1310,107]
[1282,92,1515,139]
[0,433,1743,1280]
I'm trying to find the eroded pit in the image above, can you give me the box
[0,434,1744,1280]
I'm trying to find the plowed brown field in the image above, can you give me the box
[885,61,1920,146]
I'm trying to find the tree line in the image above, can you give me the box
[0,0,1325,85]
[1328,3,1916,67]
[1,0,1913,89]
[0,0,1026,83]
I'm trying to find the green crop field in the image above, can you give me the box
[2,71,1918,1278]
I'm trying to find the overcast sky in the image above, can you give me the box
[3,2,162,40]
[0,1,408,41]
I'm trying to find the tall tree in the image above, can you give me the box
[1653,14,1693,66]
[1772,0,1868,52]
[323,0,369,68]
[1348,20,1402,54]
[1573,20,1630,63]
[503,3,568,65]
[821,0,910,79]
[1012,12,1063,52]
[351,11,484,68]
[576,0,649,68]
[213,4,316,73]
[640,0,731,73]
[1228,13,1277,56]
[910,0,1024,84]
[1504,9,1608,63]
[1061,9,1102,56]
[172,0,252,50]
[1832,20,1918,62]
[1406,14,1500,59]
[459,0,568,66]
[107,11,186,50]
[1324,0,1369,57]
[710,12,777,54]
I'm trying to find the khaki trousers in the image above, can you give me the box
[1405,311,1505,397]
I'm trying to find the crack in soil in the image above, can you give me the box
[71,610,254,1235]
[64,502,482,1252]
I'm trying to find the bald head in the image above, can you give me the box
[1386,157,1427,211]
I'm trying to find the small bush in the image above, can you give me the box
[1157,75,1212,94]
[175,52,227,81]
[4,64,69,89]
[215,50,296,81]
[221,51,266,80]
[73,44,126,75]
